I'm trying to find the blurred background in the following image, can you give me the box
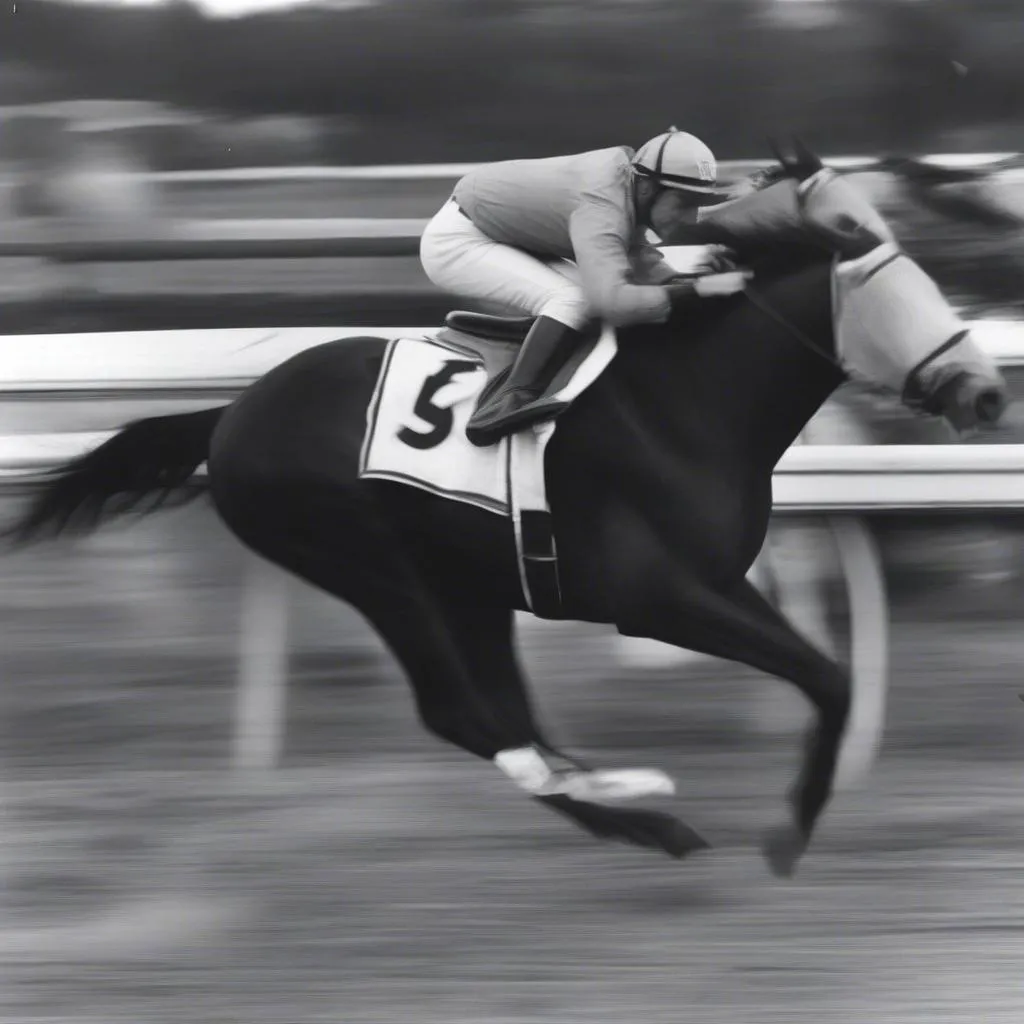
[5,0,1024,331]
[3,1,1024,1021]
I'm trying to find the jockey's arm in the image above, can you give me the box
[630,242,679,285]
[569,193,672,327]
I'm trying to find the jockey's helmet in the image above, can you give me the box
[633,129,731,201]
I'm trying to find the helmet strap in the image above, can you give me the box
[634,177,662,232]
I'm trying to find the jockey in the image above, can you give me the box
[419,129,747,446]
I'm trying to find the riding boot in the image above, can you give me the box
[465,316,583,447]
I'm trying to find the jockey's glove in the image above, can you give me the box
[665,271,751,310]
[698,246,741,274]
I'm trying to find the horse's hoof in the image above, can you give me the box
[669,820,713,859]
[494,747,675,802]
[761,820,809,878]
[535,793,710,861]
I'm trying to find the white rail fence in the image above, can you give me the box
[145,151,1023,184]
[9,151,1023,264]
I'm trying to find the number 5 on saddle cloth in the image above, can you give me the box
[358,315,617,617]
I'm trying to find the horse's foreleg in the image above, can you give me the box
[724,581,852,876]
[617,566,852,877]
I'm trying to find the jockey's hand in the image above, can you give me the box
[693,270,751,297]
[696,246,740,274]
[665,270,750,312]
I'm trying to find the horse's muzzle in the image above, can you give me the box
[917,367,1009,431]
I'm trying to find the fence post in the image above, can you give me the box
[232,553,291,771]
[832,515,889,789]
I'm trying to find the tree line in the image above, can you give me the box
[4,0,1024,163]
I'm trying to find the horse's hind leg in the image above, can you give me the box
[428,602,711,859]
[424,602,549,755]
[619,572,852,877]
[237,512,707,857]
[221,491,535,760]
[223,483,709,857]
[362,596,551,761]
[250,537,702,854]
[285,553,537,760]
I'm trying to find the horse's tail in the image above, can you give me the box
[5,406,228,544]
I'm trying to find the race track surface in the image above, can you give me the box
[0,503,1021,1023]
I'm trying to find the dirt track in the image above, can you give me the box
[0,502,1022,1022]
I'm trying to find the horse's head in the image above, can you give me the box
[687,138,1009,433]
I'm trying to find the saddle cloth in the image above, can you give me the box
[358,321,617,616]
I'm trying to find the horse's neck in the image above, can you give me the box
[615,262,843,473]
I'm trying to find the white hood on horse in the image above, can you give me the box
[698,166,1006,428]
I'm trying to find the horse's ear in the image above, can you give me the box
[768,136,823,182]
[791,136,825,176]
[767,136,794,174]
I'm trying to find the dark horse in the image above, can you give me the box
[6,146,1009,876]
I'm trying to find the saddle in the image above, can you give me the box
[444,311,535,344]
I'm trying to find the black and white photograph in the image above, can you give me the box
[1,0,1023,1020]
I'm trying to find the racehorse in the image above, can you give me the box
[5,143,1010,877]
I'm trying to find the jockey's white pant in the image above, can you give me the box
[419,199,590,331]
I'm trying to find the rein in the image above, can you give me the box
[741,279,847,378]
[712,165,850,378]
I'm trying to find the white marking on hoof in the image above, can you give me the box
[561,768,676,803]
[494,746,553,794]
[494,747,675,802]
